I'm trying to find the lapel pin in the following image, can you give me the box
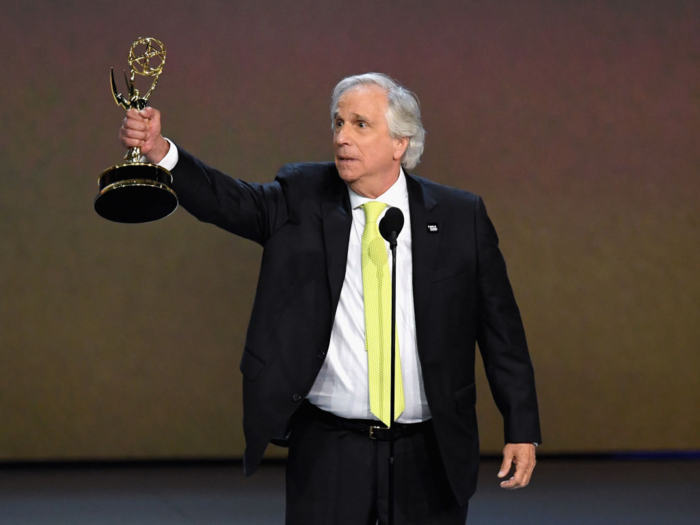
[427,223,439,234]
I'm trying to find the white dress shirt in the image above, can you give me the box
[159,142,430,424]
[306,169,431,423]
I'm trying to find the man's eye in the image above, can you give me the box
[358,122,367,128]
[335,120,343,129]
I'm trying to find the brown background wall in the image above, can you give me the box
[0,0,698,460]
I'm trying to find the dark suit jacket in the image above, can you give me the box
[171,147,541,505]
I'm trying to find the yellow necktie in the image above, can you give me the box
[362,201,405,427]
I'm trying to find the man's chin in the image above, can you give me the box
[335,162,359,183]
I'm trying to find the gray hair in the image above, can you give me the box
[331,73,426,170]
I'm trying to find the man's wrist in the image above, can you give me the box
[145,136,170,164]
[156,138,178,171]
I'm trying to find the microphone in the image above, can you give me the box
[379,207,404,246]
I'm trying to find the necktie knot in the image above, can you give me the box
[362,201,387,225]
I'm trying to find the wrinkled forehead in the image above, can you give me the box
[334,84,389,118]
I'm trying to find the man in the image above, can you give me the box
[119,73,541,524]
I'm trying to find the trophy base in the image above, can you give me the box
[95,163,178,223]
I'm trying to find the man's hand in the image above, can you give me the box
[497,443,536,490]
[118,106,169,164]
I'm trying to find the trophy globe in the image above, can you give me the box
[95,37,178,223]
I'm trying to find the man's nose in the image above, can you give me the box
[334,127,350,146]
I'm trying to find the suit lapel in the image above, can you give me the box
[406,173,439,359]
[322,175,352,312]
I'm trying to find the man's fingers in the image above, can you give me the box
[121,126,147,141]
[499,468,531,490]
[117,106,163,157]
[500,461,530,489]
[123,113,148,131]
[499,476,518,489]
[120,109,152,149]
[512,459,532,487]
[137,108,161,128]
[138,106,155,118]
[119,125,146,148]
[500,476,526,490]
[123,108,159,130]
[497,452,513,478]
[123,119,148,132]
[121,137,144,149]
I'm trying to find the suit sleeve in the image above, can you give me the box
[170,145,289,246]
[475,196,542,445]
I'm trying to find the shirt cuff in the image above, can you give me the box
[157,138,179,171]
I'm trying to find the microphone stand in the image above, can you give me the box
[379,206,403,525]
[388,229,398,525]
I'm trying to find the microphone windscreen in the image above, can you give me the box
[379,207,404,241]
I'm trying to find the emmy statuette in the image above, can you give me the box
[95,37,178,223]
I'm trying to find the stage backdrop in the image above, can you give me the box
[0,0,698,460]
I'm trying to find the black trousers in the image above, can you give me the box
[285,402,469,525]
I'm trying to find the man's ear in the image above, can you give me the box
[393,137,409,161]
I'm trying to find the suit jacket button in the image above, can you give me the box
[317,351,326,359]
[292,393,302,402]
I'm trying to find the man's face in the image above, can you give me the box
[333,85,407,195]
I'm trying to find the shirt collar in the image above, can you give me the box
[348,168,408,211]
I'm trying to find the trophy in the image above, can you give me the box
[95,37,178,223]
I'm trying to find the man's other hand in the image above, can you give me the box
[119,106,169,164]
[497,443,536,490]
